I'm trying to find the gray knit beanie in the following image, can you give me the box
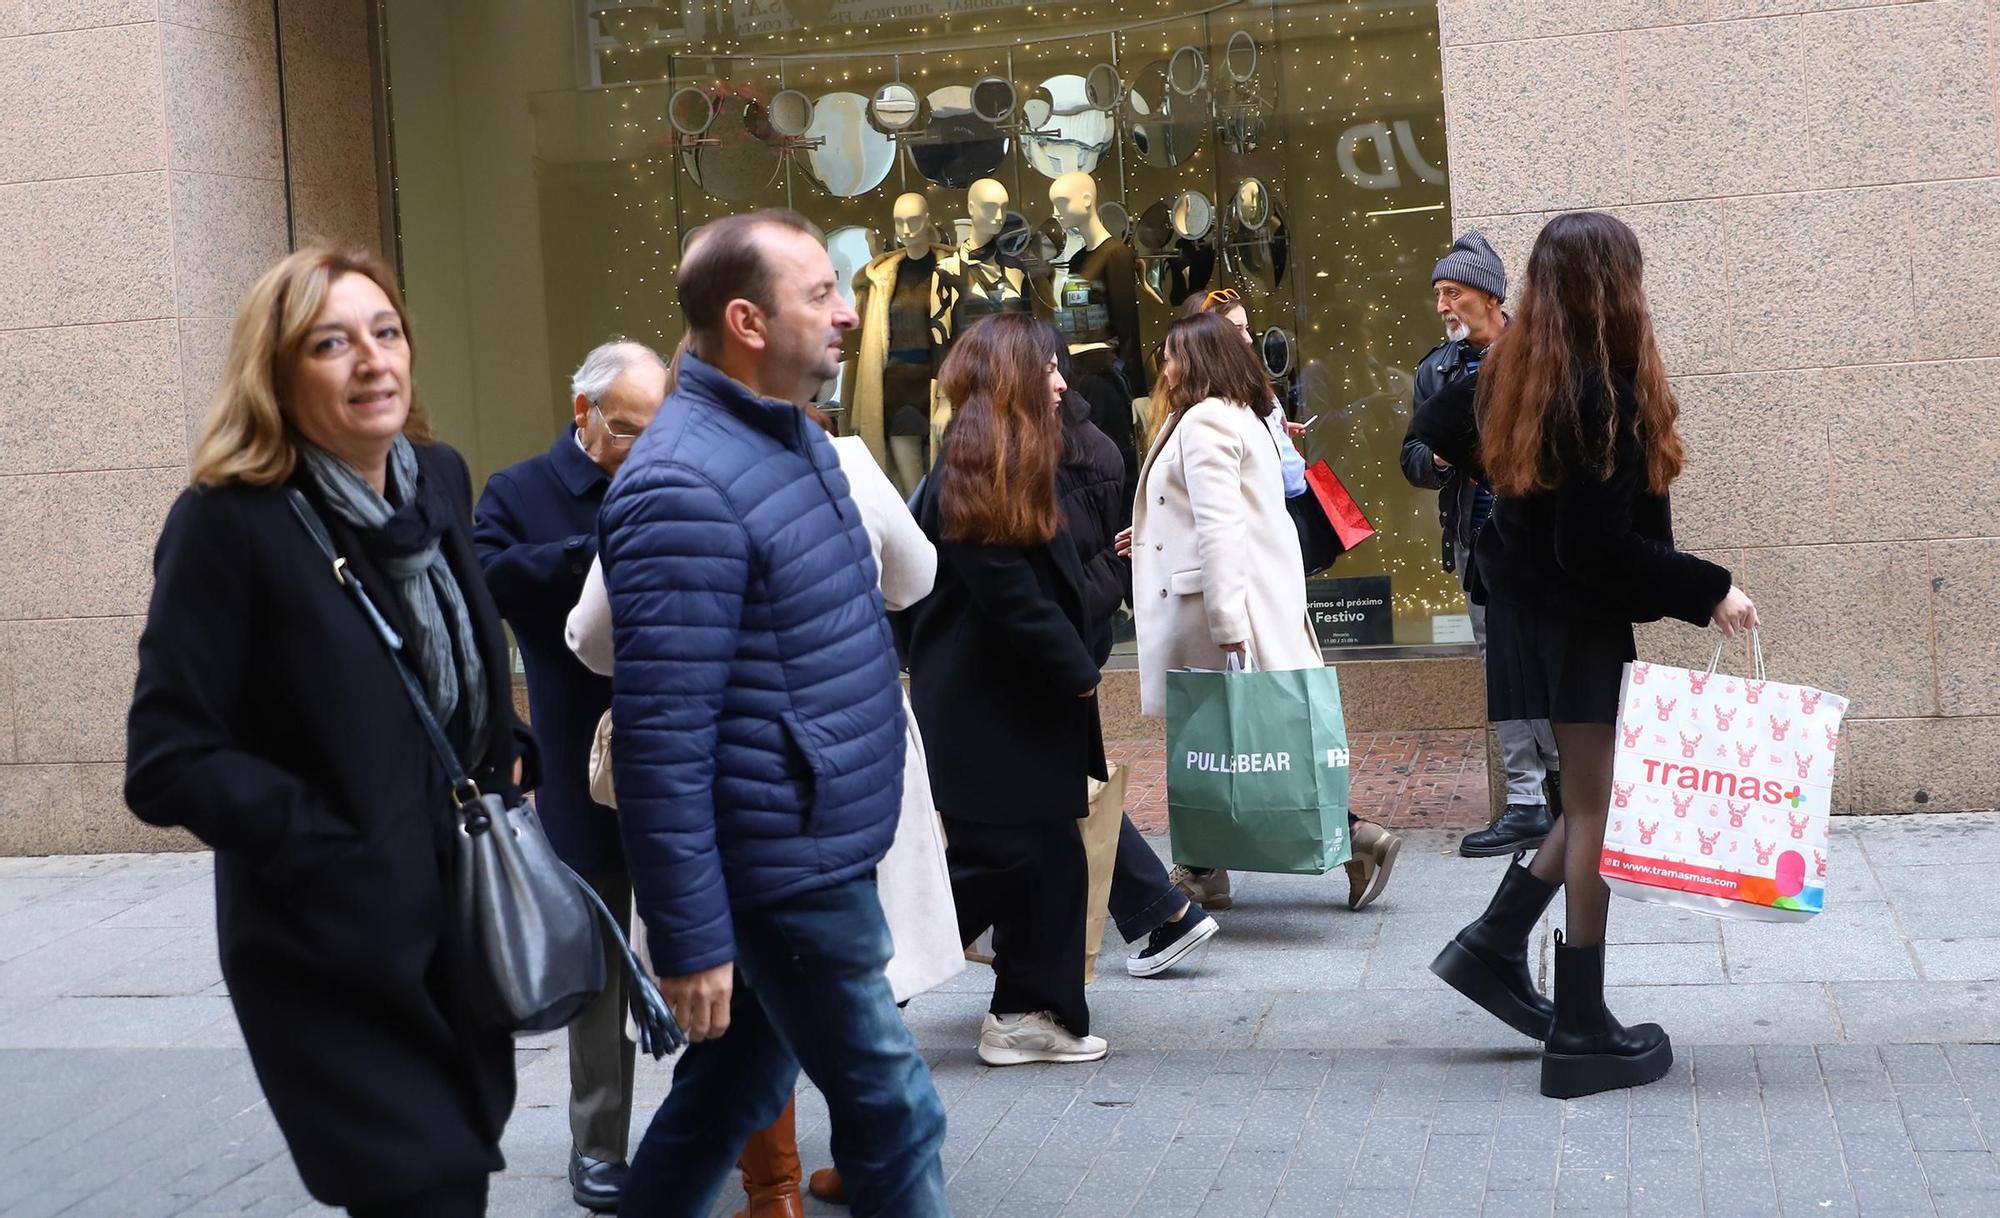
[1432,230,1507,302]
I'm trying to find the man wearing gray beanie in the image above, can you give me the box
[1399,230,1562,858]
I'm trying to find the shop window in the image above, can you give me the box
[385,0,1468,651]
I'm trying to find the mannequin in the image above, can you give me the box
[850,192,953,496]
[940,178,1033,337]
[1048,171,1145,514]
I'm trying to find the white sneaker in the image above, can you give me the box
[977,1012,1109,1066]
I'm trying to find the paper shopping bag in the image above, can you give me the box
[1304,461,1375,551]
[963,765,1123,983]
[1079,766,1126,983]
[1600,632,1849,923]
[1166,663,1352,875]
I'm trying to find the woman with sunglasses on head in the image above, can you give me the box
[1128,290,1402,916]
[1415,212,1756,1098]
[1050,328,1223,979]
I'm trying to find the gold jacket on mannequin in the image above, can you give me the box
[847,243,954,466]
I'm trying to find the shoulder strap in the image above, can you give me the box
[286,488,480,807]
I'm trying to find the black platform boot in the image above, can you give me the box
[1540,931,1673,1099]
[1429,855,1558,1040]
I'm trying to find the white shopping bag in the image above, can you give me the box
[1600,630,1849,923]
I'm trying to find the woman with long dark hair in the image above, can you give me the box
[1419,211,1757,1099]
[907,313,1110,1066]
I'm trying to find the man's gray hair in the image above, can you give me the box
[571,340,666,405]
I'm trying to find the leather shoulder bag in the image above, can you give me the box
[287,490,682,1057]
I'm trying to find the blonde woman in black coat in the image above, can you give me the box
[125,249,532,1217]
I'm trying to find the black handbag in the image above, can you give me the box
[287,490,683,1056]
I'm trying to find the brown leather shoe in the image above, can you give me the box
[734,1096,803,1218]
[808,1167,846,1204]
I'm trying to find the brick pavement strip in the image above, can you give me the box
[5,816,2000,1216]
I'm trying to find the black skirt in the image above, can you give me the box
[1484,599,1635,726]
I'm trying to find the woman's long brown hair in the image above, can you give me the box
[934,313,1064,546]
[1476,211,1685,496]
[1149,310,1274,437]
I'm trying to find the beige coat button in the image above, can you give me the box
[1159,588,1168,598]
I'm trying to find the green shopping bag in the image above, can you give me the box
[1166,662,1352,874]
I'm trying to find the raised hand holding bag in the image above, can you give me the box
[288,491,682,1055]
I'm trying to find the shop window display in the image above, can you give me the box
[385,0,1465,650]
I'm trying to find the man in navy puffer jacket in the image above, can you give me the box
[601,210,948,1217]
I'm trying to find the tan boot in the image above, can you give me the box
[1346,820,1402,911]
[1169,864,1233,911]
[808,1167,846,1204]
[733,1097,803,1218]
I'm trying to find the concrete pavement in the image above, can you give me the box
[3,814,1999,1216]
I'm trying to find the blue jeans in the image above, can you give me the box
[619,875,949,1218]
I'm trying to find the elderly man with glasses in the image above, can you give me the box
[472,339,667,1214]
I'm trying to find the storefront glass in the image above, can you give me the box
[382,0,1470,651]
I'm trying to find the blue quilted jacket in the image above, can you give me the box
[599,354,905,977]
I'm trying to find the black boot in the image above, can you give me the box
[1540,931,1673,1099]
[1459,802,1554,857]
[1429,856,1557,1040]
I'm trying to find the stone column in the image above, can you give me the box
[1438,0,2000,814]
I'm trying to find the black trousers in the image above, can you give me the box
[943,815,1090,1036]
[347,1175,488,1218]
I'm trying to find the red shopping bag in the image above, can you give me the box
[1304,462,1375,550]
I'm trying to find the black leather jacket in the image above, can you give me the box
[1399,336,1493,575]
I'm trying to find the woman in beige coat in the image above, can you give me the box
[1130,313,1322,709]
[1126,309,1399,911]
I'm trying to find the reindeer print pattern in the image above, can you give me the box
[1608,661,1846,911]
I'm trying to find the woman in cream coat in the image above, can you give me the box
[1130,310,1322,718]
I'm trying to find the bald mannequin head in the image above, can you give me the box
[967,178,1010,244]
[892,193,933,256]
[1050,172,1109,248]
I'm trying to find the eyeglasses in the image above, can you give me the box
[591,402,643,446]
[1202,288,1242,308]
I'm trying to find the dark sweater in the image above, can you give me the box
[1055,390,1131,664]
[1471,370,1730,628]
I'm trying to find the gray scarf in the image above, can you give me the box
[299,437,489,755]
